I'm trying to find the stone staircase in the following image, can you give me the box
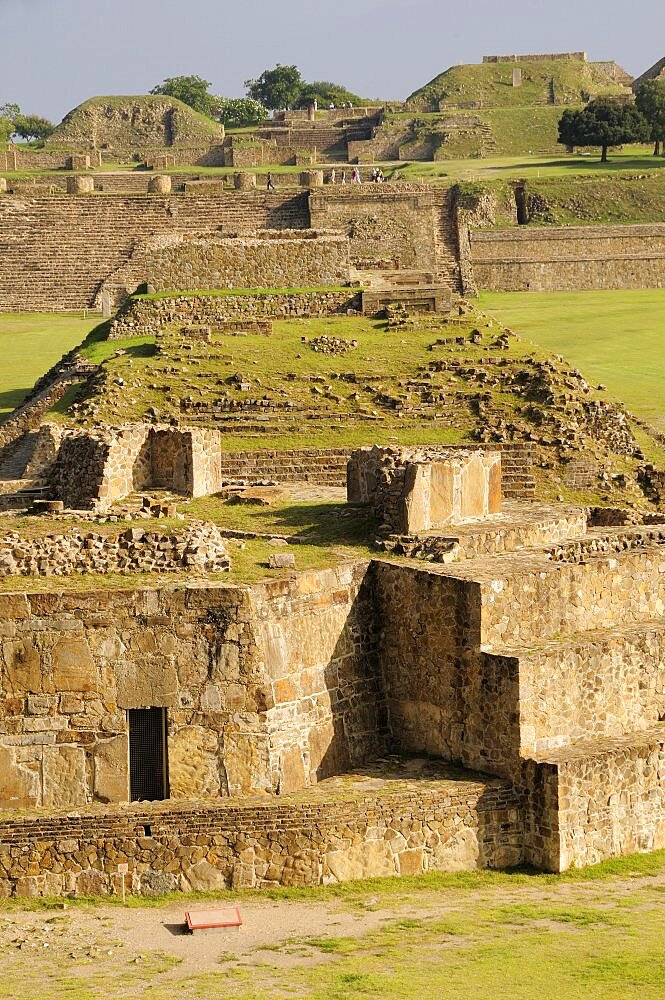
[259,116,378,161]
[377,512,665,870]
[432,193,464,292]
[0,193,310,311]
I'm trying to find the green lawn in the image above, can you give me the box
[479,289,665,431]
[0,312,101,420]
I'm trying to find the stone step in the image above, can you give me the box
[524,724,665,870]
[471,529,665,648]
[494,619,665,757]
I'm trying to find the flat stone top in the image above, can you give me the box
[0,756,511,827]
[530,724,665,765]
[388,522,665,585]
[490,617,665,659]
[415,501,582,540]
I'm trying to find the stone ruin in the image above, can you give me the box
[2,447,665,895]
[348,446,502,533]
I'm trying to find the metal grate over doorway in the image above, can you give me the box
[128,708,169,802]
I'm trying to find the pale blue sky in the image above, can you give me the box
[2,0,664,122]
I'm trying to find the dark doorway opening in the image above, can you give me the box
[128,708,169,802]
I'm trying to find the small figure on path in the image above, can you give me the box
[267,172,275,191]
[330,168,336,184]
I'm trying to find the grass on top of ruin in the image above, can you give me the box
[0,494,375,592]
[2,851,665,1000]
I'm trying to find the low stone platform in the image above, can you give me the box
[378,501,586,561]
[0,757,521,898]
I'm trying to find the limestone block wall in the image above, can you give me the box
[0,776,523,897]
[0,565,386,812]
[50,425,223,509]
[470,224,665,291]
[348,446,502,533]
[479,548,665,647]
[308,186,461,287]
[108,290,362,338]
[506,625,665,756]
[110,231,351,297]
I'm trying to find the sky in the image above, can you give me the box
[1,0,664,123]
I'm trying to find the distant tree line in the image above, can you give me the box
[0,103,54,145]
[150,66,365,130]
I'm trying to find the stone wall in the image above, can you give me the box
[49,424,222,509]
[524,729,665,871]
[0,563,387,813]
[348,446,502,533]
[108,290,362,339]
[108,231,351,298]
[0,771,522,897]
[0,523,230,578]
[470,224,665,291]
[308,186,461,288]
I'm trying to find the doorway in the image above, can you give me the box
[127,708,169,802]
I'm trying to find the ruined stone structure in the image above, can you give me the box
[470,224,665,291]
[105,230,351,304]
[46,424,222,510]
[48,96,224,150]
[348,446,502,533]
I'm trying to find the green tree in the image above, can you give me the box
[297,81,363,108]
[12,114,54,142]
[215,97,266,129]
[150,75,220,118]
[0,103,20,145]
[635,79,665,156]
[558,97,650,162]
[244,65,303,111]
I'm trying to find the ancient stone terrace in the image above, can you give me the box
[0,192,310,311]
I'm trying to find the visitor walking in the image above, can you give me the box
[351,166,361,184]
[330,168,336,184]
[266,172,275,191]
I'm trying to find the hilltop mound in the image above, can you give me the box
[407,57,631,111]
[48,95,224,150]
[32,296,665,511]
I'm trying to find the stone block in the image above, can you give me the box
[326,840,396,881]
[169,725,223,799]
[94,735,129,803]
[268,552,296,570]
[459,454,486,519]
[279,744,307,793]
[42,745,88,808]
[148,174,172,194]
[2,638,42,693]
[0,746,40,809]
[66,175,94,194]
[115,656,178,708]
[234,172,256,190]
[51,637,98,692]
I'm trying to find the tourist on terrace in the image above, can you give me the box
[266,172,275,191]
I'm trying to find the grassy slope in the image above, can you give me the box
[0,312,101,420]
[407,58,629,110]
[479,290,665,432]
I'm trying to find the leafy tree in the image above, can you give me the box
[12,114,54,142]
[558,97,650,162]
[245,65,303,111]
[150,75,220,118]
[297,81,362,108]
[216,97,266,129]
[0,103,19,145]
[635,79,665,156]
